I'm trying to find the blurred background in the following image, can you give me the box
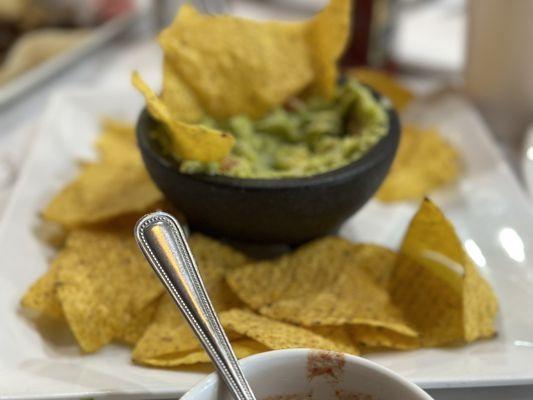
[1,0,532,207]
[2,3,533,400]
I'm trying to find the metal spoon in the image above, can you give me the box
[134,211,257,400]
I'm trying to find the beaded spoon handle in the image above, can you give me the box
[135,211,256,400]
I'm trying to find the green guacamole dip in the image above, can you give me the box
[154,78,389,178]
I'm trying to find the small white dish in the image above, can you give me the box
[183,349,432,400]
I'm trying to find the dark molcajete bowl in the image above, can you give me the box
[136,98,400,245]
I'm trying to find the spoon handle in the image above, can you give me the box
[134,212,256,400]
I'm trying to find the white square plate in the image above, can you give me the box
[1,86,533,399]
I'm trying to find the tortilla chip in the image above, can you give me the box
[116,301,159,346]
[311,325,360,355]
[349,244,397,288]
[132,295,198,362]
[42,118,163,227]
[133,235,248,363]
[185,234,248,310]
[161,58,203,123]
[221,309,359,354]
[21,257,63,319]
[227,237,416,336]
[95,118,139,165]
[463,257,499,341]
[99,118,136,142]
[156,0,350,121]
[159,6,312,119]
[132,72,235,162]
[376,124,460,202]
[389,199,498,346]
[349,68,414,112]
[351,325,419,350]
[56,228,163,353]
[137,338,268,367]
[42,161,163,228]
[307,0,351,97]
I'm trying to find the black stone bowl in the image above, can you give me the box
[136,94,400,245]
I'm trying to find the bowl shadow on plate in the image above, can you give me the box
[136,92,400,246]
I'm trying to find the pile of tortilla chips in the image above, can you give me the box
[350,68,461,202]
[21,117,498,363]
[22,120,499,360]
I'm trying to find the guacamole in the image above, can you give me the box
[153,78,389,178]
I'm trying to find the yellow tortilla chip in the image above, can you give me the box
[95,118,139,165]
[159,6,312,119]
[133,235,248,363]
[389,199,498,346]
[376,124,460,202]
[221,309,359,354]
[21,212,161,322]
[462,257,500,341]
[307,0,351,98]
[349,68,414,112]
[56,227,163,353]
[132,295,199,363]
[42,161,163,228]
[161,58,204,123]
[311,325,360,355]
[42,118,163,227]
[21,257,64,319]
[351,325,419,350]
[155,0,349,121]
[227,237,416,336]
[116,301,159,346]
[349,244,397,288]
[137,339,268,367]
[185,234,248,310]
[132,295,251,366]
[132,72,235,162]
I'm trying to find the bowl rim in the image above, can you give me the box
[136,90,400,190]
[181,348,433,400]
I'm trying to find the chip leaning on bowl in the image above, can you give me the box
[132,0,391,179]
